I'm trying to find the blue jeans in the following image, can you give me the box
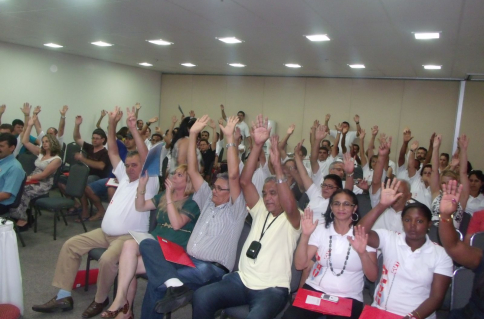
[139,239,226,319]
[192,272,289,319]
[88,177,109,197]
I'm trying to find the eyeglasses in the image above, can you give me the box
[331,201,355,208]
[210,184,230,192]
[321,183,338,190]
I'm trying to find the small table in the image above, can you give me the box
[0,219,24,314]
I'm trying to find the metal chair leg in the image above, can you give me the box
[78,211,87,232]
[34,205,39,233]
[59,209,68,226]
[53,210,57,240]
[13,224,26,247]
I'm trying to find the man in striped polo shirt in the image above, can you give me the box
[138,115,246,319]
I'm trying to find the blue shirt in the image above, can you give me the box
[14,134,37,155]
[0,154,25,206]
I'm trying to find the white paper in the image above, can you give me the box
[305,295,321,306]
[129,230,156,244]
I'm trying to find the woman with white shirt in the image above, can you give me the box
[282,189,377,319]
[359,179,453,319]
[466,170,484,216]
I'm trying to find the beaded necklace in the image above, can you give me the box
[328,235,352,276]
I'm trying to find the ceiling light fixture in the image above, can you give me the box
[414,32,440,40]
[305,34,330,42]
[349,64,365,69]
[147,39,173,46]
[181,63,196,67]
[44,43,63,48]
[285,64,302,68]
[91,41,113,47]
[229,63,246,68]
[139,62,153,67]
[423,65,442,70]
[217,37,243,44]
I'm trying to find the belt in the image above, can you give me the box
[211,262,229,274]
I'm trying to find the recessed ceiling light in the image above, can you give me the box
[139,62,153,67]
[285,64,302,68]
[349,64,365,69]
[181,63,196,67]
[305,34,330,42]
[147,39,173,46]
[228,63,246,68]
[44,43,63,48]
[414,32,440,40]
[423,65,442,70]
[91,41,113,47]
[217,37,243,44]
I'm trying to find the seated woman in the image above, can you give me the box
[466,170,484,216]
[359,179,453,319]
[101,164,200,319]
[282,189,377,319]
[10,115,61,228]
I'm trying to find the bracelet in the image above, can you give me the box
[347,172,354,177]
[440,215,453,223]
[225,143,236,148]
[355,122,359,125]
[146,122,151,126]
[410,149,415,152]
[166,201,173,205]
[137,188,146,195]
[414,310,422,319]
[60,116,66,119]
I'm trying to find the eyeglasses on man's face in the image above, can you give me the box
[210,184,230,192]
[321,183,338,190]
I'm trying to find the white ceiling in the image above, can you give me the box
[1,0,483,79]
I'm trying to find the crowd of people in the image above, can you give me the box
[0,102,483,319]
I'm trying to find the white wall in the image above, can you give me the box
[0,42,161,143]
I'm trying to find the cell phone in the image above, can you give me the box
[321,294,339,303]
[246,240,262,259]
[178,105,184,117]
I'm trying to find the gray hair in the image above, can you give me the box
[126,150,140,158]
[264,176,277,185]
[216,172,229,181]
[398,179,411,194]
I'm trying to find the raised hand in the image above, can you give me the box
[101,110,107,117]
[433,134,442,148]
[208,119,216,130]
[75,115,83,125]
[0,104,5,115]
[379,178,402,208]
[294,139,305,158]
[335,123,343,132]
[458,134,469,151]
[359,128,366,140]
[430,132,436,145]
[251,114,271,146]
[218,118,224,125]
[403,128,413,143]
[410,140,419,152]
[155,126,162,134]
[190,115,210,134]
[126,106,136,119]
[139,170,149,187]
[440,180,463,217]
[60,105,68,116]
[312,119,320,130]
[315,124,328,140]
[287,124,295,135]
[220,116,238,137]
[220,104,224,110]
[33,105,41,115]
[347,225,368,255]
[269,135,281,168]
[189,110,195,118]
[325,114,331,122]
[126,111,136,129]
[21,103,31,116]
[165,178,174,200]
[148,116,159,124]
[371,125,379,137]
[108,106,121,123]
[28,115,37,126]
[378,135,392,156]
[343,152,355,174]
[301,207,318,236]
[171,115,178,124]
[450,150,460,168]
[354,114,360,123]
[358,179,369,191]
[135,102,141,110]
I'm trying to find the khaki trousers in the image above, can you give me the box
[52,228,131,302]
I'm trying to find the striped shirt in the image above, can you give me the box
[187,182,247,271]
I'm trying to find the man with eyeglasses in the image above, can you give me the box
[138,114,247,318]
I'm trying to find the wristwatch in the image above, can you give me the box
[277,177,287,184]
[225,143,236,148]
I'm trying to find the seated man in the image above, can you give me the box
[0,124,14,134]
[0,133,25,215]
[138,115,247,318]
[35,105,68,147]
[192,115,301,319]
[32,106,159,318]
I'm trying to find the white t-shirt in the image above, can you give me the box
[466,193,484,216]
[311,156,335,186]
[101,161,159,236]
[252,161,271,197]
[236,121,250,139]
[408,174,431,209]
[306,184,329,222]
[215,139,224,157]
[370,187,403,232]
[372,230,453,319]
[329,130,358,155]
[307,223,376,302]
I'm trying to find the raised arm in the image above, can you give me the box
[140,116,158,137]
[367,125,378,159]
[126,106,148,164]
[294,140,313,191]
[310,124,328,174]
[438,180,482,270]
[58,105,68,138]
[343,152,355,191]
[22,116,40,156]
[134,102,141,119]
[0,104,5,125]
[32,106,42,137]
[371,135,392,195]
[135,171,157,211]
[354,114,362,135]
[278,124,295,161]
[106,106,123,169]
[348,225,378,282]
[270,135,300,229]
[341,127,348,154]
[398,128,413,167]
[220,104,227,121]
[423,133,435,166]
[208,119,218,151]
[458,135,470,210]
[332,123,342,158]
[218,118,224,141]
[407,140,419,178]
[221,116,242,202]
[295,208,319,270]
[240,114,270,208]
[96,110,107,129]
[73,115,84,146]
[164,116,178,146]
[359,128,367,168]
[430,134,442,198]
[324,114,331,133]
[188,115,209,192]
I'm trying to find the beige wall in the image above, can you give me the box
[461,82,484,170]
[160,75,461,165]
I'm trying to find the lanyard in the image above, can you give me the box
[259,212,281,241]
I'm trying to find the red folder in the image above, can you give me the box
[292,288,352,317]
[157,236,195,268]
[25,180,39,185]
[359,305,401,319]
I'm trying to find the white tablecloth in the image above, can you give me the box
[0,219,23,314]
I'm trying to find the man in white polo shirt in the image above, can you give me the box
[193,115,301,319]
[221,104,251,150]
[325,113,362,156]
[32,106,159,318]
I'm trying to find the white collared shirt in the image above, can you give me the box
[466,193,484,216]
[306,184,329,222]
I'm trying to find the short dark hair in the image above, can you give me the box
[237,111,245,117]
[48,127,59,135]
[420,164,432,176]
[92,128,107,145]
[440,153,449,162]
[137,119,143,124]
[319,146,329,153]
[352,143,360,151]
[201,130,210,137]
[342,121,350,126]
[12,119,24,127]
[152,133,162,140]
[323,174,343,189]
[0,124,13,132]
[199,138,209,145]
[0,133,18,147]
[324,188,359,228]
[402,202,432,222]
[417,147,428,153]
[300,145,308,157]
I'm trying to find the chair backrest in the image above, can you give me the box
[17,153,37,175]
[60,142,66,162]
[148,209,157,233]
[65,163,90,198]
[64,142,81,166]
[232,218,251,272]
[8,175,27,209]
[470,231,484,250]
[458,212,472,237]
[451,267,475,310]
[218,147,224,162]
[428,224,441,245]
